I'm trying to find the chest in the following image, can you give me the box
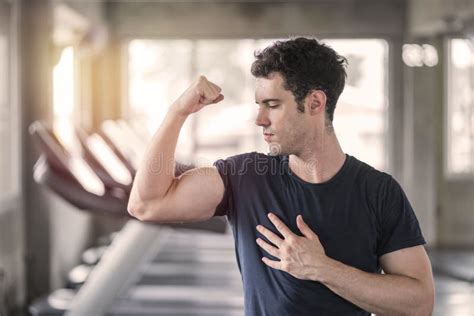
[235,179,380,272]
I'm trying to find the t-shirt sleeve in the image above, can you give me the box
[376,176,426,256]
[212,157,235,218]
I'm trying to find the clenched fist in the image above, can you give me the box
[170,76,224,117]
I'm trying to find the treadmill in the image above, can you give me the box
[29,121,243,316]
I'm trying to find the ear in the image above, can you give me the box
[306,90,327,115]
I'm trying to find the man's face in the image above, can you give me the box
[254,72,309,156]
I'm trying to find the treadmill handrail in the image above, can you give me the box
[65,221,168,316]
[30,121,105,195]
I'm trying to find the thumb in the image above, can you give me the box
[200,93,224,105]
[297,215,317,239]
[211,94,224,104]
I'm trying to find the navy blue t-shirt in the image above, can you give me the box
[213,152,425,316]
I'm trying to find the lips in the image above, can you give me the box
[263,133,274,141]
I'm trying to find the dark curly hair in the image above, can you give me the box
[251,37,347,124]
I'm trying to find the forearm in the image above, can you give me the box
[131,107,187,202]
[318,258,432,315]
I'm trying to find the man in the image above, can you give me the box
[128,37,435,315]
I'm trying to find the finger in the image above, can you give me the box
[196,82,218,104]
[261,257,283,270]
[196,86,213,105]
[211,94,224,104]
[203,86,220,104]
[207,83,219,96]
[209,82,222,93]
[200,91,219,105]
[256,225,283,247]
[198,75,208,83]
[199,96,214,105]
[296,215,317,239]
[268,213,294,239]
[256,238,280,258]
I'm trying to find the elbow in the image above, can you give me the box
[127,194,169,222]
[127,197,147,220]
[416,290,434,316]
[391,280,434,316]
[394,296,433,316]
[420,276,435,316]
[411,301,433,316]
[127,196,158,221]
[127,181,165,221]
[409,283,434,316]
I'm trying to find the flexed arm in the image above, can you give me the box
[128,76,226,222]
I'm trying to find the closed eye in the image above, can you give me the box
[256,103,279,110]
[256,98,282,108]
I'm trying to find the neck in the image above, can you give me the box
[289,130,346,184]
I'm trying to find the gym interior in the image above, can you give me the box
[0,0,473,315]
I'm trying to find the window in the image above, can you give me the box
[53,46,76,145]
[126,39,273,164]
[324,39,389,171]
[127,40,194,160]
[52,46,104,195]
[446,39,474,176]
[126,39,388,170]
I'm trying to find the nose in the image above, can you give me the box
[255,107,270,127]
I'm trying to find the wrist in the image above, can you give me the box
[312,256,340,284]
[168,103,189,121]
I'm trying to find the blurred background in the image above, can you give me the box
[0,0,473,315]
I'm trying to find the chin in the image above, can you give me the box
[267,142,287,156]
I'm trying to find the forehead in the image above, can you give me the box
[255,72,289,102]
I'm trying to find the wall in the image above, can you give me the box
[109,1,406,39]
[407,0,474,246]
[20,0,120,306]
[0,205,25,314]
[107,1,442,242]
[11,2,474,313]
[0,0,25,314]
[408,0,474,37]
[21,0,54,304]
[402,37,443,246]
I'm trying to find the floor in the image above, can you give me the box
[430,249,474,316]
[27,231,474,315]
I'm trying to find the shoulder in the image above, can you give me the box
[213,151,280,173]
[350,155,395,190]
[213,151,257,169]
[218,151,275,162]
[349,156,403,210]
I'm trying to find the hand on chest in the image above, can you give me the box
[252,199,379,274]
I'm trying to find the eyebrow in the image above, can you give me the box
[255,98,282,105]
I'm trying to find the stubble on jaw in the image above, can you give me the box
[266,129,305,157]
